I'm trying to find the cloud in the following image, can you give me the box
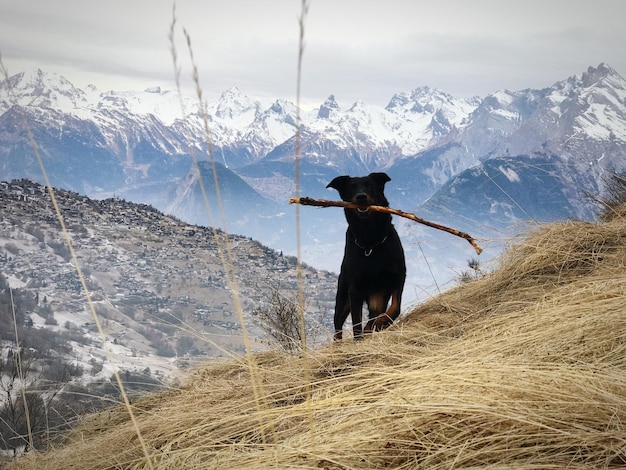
[1,0,625,105]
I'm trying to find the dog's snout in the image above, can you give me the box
[354,193,368,204]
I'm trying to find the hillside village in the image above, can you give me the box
[0,179,337,376]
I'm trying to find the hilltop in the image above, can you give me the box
[8,200,626,468]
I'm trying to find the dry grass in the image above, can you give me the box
[10,210,626,469]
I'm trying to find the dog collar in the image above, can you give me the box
[352,233,389,257]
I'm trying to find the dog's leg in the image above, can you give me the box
[333,280,350,340]
[333,303,350,340]
[349,291,365,339]
[363,292,385,335]
[365,287,402,332]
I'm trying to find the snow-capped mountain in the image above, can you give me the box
[404,64,626,184]
[259,88,479,169]
[1,70,478,181]
[403,63,626,228]
[0,69,94,112]
[385,87,481,151]
[203,89,301,167]
[0,69,199,195]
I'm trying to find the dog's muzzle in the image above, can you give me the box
[353,193,371,217]
[355,206,371,218]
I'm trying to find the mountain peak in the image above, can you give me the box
[317,94,340,119]
[220,85,243,97]
[212,86,259,120]
[1,69,88,111]
[10,69,74,92]
[386,86,470,113]
[12,68,45,86]
[348,99,366,111]
[323,94,339,107]
[581,63,617,86]
[386,86,435,109]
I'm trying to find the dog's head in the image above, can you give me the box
[327,172,391,217]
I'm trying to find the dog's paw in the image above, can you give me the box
[365,315,392,332]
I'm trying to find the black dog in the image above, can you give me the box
[327,172,406,340]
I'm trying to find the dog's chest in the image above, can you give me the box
[342,237,403,285]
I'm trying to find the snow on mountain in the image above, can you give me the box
[0,69,93,113]
[306,99,401,169]
[3,64,625,197]
[191,85,480,171]
[97,86,195,126]
[405,63,626,245]
[253,89,480,176]
[385,86,481,152]
[0,69,482,173]
[510,64,625,150]
[239,99,299,157]
[482,63,626,162]
[317,95,340,119]
[209,86,263,123]
[558,63,626,142]
[0,69,187,124]
[393,63,626,193]
[300,88,480,169]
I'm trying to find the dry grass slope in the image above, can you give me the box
[10,206,626,469]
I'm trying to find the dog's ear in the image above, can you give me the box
[369,172,391,187]
[327,175,350,191]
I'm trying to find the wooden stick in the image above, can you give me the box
[289,196,483,255]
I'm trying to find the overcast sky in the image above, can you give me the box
[1,0,625,107]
